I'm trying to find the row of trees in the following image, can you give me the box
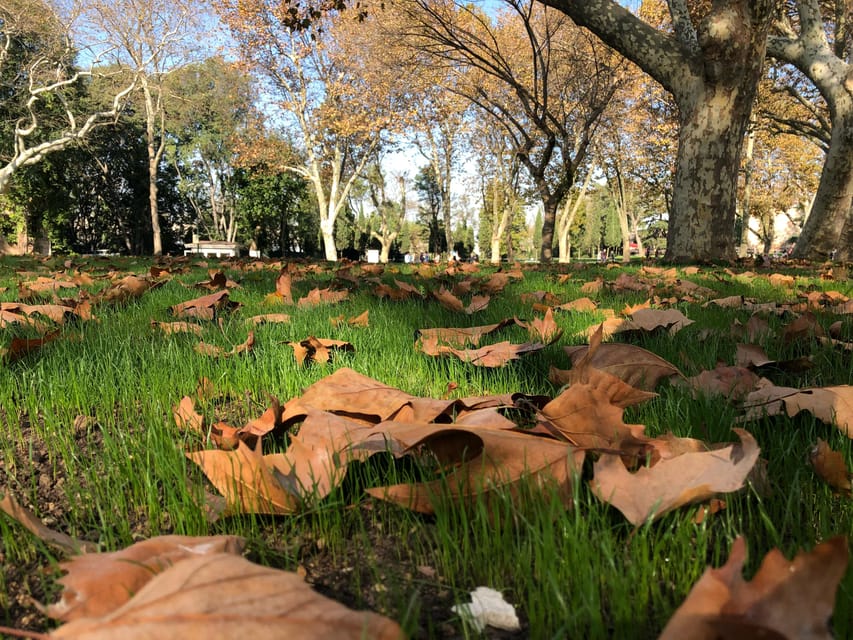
[0,0,847,263]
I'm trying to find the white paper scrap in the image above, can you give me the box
[451,586,521,632]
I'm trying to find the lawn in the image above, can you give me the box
[0,254,851,639]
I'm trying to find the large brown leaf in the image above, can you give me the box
[538,326,655,452]
[591,429,760,525]
[809,439,852,496]
[365,425,584,514]
[416,318,517,347]
[659,536,848,640]
[187,441,301,515]
[170,290,239,320]
[419,339,546,367]
[50,553,404,639]
[47,535,245,622]
[558,342,683,391]
[742,380,853,437]
[281,368,455,426]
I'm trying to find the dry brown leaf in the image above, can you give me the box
[365,425,584,514]
[516,307,562,344]
[683,364,762,400]
[782,311,826,344]
[281,368,455,426]
[187,441,301,515]
[4,330,61,362]
[50,553,404,639]
[629,307,694,334]
[591,429,760,525]
[195,332,255,358]
[555,297,598,312]
[742,381,853,437]
[420,339,546,367]
[171,290,239,320]
[809,439,852,496]
[151,320,203,336]
[248,312,291,325]
[47,535,245,622]
[735,343,813,373]
[173,396,205,434]
[416,319,517,348]
[0,492,97,555]
[97,275,157,305]
[659,536,848,640]
[297,287,349,308]
[559,342,683,391]
[289,336,353,365]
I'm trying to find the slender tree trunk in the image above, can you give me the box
[792,109,853,260]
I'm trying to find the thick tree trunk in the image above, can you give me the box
[666,83,759,263]
[539,196,558,262]
[792,110,853,260]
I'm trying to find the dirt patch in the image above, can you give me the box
[0,412,525,638]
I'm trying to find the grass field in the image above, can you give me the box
[0,254,851,638]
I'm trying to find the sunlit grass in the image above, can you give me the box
[0,254,851,637]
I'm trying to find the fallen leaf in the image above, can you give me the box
[50,553,404,639]
[289,336,353,365]
[590,429,760,525]
[629,307,694,334]
[558,342,683,391]
[809,439,852,496]
[742,382,853,437]
[419,340,546,367]
[0,492,97,555]
[366,425,584,514]
[248,313,291,325]
[683,364,762,401]
[538,326,655,453]
[171,290,239,320]
[151,320,203,336]
[187,441,301,515]
[659,536,848,640]
[416,319,517,347]
[195,332,255,358]
[516,307,562,344]
[735,343,813,373]
[47,535,245,622]
[297,287,349,308]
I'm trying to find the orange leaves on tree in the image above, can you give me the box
[660,536,848,639]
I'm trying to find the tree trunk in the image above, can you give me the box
[148,143,162,256]
[792,110,853,260]
[666,85,756,262]
[320,216,337,261]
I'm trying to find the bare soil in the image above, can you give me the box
[0,414,526,639]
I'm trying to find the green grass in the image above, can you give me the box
[0,255,852,638]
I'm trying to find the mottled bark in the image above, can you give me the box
[791,111,853,259]
[539,0,775,262]
[767,0,853,260]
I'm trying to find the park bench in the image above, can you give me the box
[183,240,240,258]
